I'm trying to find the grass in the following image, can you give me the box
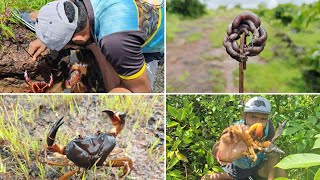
[0,95,164,179]
[186,32,203,43]
[210,69,225,92]
[166,13,182,43]
[233,60,306,92]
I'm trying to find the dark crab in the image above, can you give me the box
[46,110,133,179]
[24,70,53,93]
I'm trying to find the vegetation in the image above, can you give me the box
[167,0,206,18]
[0,0,51,41]
[166,95,320,179]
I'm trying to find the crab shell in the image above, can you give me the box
[65,132,116,168]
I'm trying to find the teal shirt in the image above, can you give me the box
[90,0,164,53]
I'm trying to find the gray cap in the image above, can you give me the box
[244,96,271,114]
[35,0,78,51]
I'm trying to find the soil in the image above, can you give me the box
[166,17,264,93]
[0,95,164,179]
[0,25,164,93]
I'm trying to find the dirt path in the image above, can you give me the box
[167,16,264,93]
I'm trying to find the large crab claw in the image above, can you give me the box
[47,117,66,155]
[248,122,264,138]
[65,63,87,93]
[24,70,53,93]
[102,110,126,137]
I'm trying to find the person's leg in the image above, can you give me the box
[144,52,163,91]
[146,60,158,90]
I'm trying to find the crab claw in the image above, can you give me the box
[47,117,64,146]
[249,123,263,138]
[24,70,32,85]
[103,110,126,137]
[49,73,53,87]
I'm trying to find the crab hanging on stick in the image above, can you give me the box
[24,70,53,93]
[46,110,133,179]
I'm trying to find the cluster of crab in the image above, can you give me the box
[24,63,87,93]
[226,121,286,162]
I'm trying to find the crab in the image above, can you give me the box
[228,123,271,162]
[24,70,53,93]
[65,63,88,93]
[218,121,286,163]
[45,110,133,179]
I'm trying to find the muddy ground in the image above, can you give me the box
[0,25,164,93]
[0,95,164,179]
[166,15,264,93]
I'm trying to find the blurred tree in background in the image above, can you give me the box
[167,0,206,18]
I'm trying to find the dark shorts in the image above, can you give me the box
[222,163,260,180]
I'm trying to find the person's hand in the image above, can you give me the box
[86,42,98,51]
[28,39,46,61]
[216,124,248,164]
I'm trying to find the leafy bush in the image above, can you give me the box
[167,0,206,18]
[166,95,320,179]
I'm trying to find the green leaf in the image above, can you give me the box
[166,135,173,142]
[314,169,320,180]
[312,138,320,150]
[206,153,214,166]
[166,157,180,170]
[316,112,320,119]
[308,116,317,126]
[275,153,320,169]
[167,121,180,128]
[282,127,300,135]
[167,169,182,177]
[315,134,320,138]
[175,151,188,162]
[167,105,177,117]
[274,178,289,180]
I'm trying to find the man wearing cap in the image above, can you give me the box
[27,0,164,93]
[202,97,286,180]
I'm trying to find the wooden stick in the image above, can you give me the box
[239,34,245,93]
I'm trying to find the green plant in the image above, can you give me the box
[166,95,320,179]
[167,0,206,18]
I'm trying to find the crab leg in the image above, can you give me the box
[24,70,33,86]
[103,157,133,177]
[59,170,78,180]
[47,117,66,155]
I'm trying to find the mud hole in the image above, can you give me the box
[0,25,163,93]
[0,95,164,179]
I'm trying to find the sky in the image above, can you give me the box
[202,0,318,9]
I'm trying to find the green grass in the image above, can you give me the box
[235,60,307,92]
[178,71,190,82]
[166,13,182,43]
[186,32,203,43]
[210,69,225,92]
